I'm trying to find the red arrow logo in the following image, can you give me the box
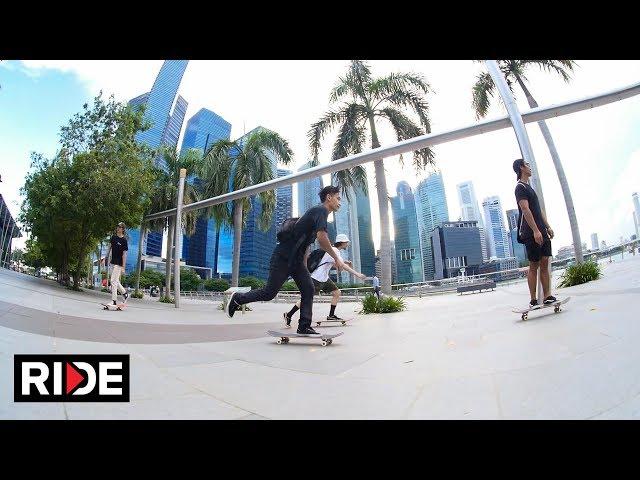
[66,362,85,394]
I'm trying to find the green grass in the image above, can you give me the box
[360,294,407,314]
[558,260,601,288]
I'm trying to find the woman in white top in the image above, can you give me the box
[283,234,366,327]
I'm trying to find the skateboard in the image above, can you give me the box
[315,317,353,326]
[512,297,571,321]
[100,302,127,311]
[267,330,343,347]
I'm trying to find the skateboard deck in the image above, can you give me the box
[100,303,127,311]
[267,330,343,347]
[512,297,570,321]
[315,317,353,326]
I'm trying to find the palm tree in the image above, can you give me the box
[145,146,202,299]
[199,128,293,287]
[309,60,435,294]
[472,60,584,262]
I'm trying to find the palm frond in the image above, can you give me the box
[308,108,345,159]
[378,107,434,171]
[331,103,368,161]
[471,71,497,119]
[522,59,576,82]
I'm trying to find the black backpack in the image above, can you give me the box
[307,248,328,273]
[277,217,299,242]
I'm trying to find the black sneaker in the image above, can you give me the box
[112,300,117,306]
[543,295,557,305]
[123,292,129,303]
[326,314,343,321]
[529,299,539,308]
[225,292,241,319]
[283,312,292,329]
[297,326,320,335]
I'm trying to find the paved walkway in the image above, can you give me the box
[2,254,640,419]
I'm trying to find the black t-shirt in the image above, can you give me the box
[514,181,548,242]
[110,235,128,266]
[277,204,329,260]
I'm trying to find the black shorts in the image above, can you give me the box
[524,238,552,262]
[312,278,338,294]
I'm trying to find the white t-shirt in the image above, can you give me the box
[310,246,342,283]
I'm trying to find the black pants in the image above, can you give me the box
[233,249,315,329]
[374,287,381,300]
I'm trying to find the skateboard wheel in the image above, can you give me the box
[321,341,328,347]
[327,339,333,345]
[277,339,283,345]
[341,321,346,325]
[522,314,527,321]
[554,306,560,313]
[316,322,321,326]
[284,338,290,343]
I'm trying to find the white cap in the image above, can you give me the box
[335,233,350,243]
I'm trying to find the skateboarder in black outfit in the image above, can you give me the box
[225,185,346,335]
[513,159,557,308]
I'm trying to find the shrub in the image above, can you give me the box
[204,278,230,292]
[558,260,601,288]
[131,290,144,299]
[159,295,175,304]
[171,268,203,291]
[101,287,110,293]
[360,294,407,314]
[280,281,298,291]
[239,276,266,289]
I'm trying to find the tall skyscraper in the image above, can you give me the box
[333,186,361,283]
[179,108,232,274]
[297,161,323,216]
[457,181,488,261]
[482,196,512,259]
[125,60,189,272]
[355,187,375,277]
[633,193,640,239]
[505,209,519,232]
[276,169,293,234]
[415,172,449,280]
[591,233,599,251]
[392,181,423,284]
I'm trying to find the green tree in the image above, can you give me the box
[170,267,203,291]
[239,276,266,289]
[22,238,46,271]
[203,278,230,292]
[19,93,156,288]
[11,248,24,265]
[472,60,583,262]
[146,146,202,299]
[199,128,293,287]
[309,60,435,294]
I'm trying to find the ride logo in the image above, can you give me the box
[14,355,130,402]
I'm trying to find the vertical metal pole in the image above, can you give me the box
[0,206,9,268]
[485,60,545,305]
[174,168,186,309]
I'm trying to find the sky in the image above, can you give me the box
[1,59,639,254]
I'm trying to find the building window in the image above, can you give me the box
[400,248,416,261]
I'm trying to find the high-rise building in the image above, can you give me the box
[457,181,488,261]
[333,186,361,283]
[392,181,423,284]
[591,233,599,251]
[431,220,484,279]
[355,187,375,277]
[125,60,189,272]
[179,108,232,274]
[505,209,519,232]
[482,196,512,259]
[297,161,323,216]
[633,193,640,239]
[415,172,449,280]
[276,169,293,235]
[509,230,527,264]
[375,244,397,285]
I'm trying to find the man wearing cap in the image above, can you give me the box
[283,233,366,327]
[513,159,557,308]
[104,222,129,306]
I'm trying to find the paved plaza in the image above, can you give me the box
[2,255,640,419]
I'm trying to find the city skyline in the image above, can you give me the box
[2,60,640,255]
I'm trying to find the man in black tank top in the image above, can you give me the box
[513,159,557,308]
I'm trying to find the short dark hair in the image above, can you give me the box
[319,185,340,203]
[512,158,525,179]
[334,241,347,248]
